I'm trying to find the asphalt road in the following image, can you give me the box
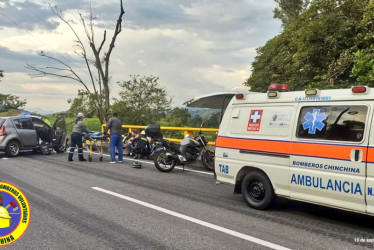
[1,151,374,250]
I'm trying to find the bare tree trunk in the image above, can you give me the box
[26,0,125,124]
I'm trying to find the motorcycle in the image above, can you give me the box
[147,125,215,172]
[194,130,215,171]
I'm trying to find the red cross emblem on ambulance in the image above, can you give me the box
[247,109,263,131]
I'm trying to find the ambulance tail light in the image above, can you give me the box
[235,93,244,99]
[352,86,368,94]
[0,125,6,136]
[268,83,290,92]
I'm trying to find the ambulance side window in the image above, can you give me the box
[297,105,367,142]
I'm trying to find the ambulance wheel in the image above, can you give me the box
[99,157,103,162]
[241,171,275,210]
[88,156,92,162]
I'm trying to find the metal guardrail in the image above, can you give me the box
[101,124,219,145]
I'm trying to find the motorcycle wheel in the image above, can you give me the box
[201,150,215,171]
[154,151,176,172]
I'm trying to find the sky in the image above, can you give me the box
[0,0,282,114]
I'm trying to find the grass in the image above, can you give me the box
[0,109,22,117]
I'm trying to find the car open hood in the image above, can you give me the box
[183,92,235,109]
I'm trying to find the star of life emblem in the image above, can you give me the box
[302,109,327,134]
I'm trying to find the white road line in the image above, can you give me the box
[87,151,213,176]
[92,186,291,250]
[173,166,213,175]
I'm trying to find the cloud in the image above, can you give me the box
[1,72,80,110]
[0,0,281,111]
[0,45,85,77]
[0,0,59,30]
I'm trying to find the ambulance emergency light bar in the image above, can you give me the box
[266,83,290,98]
[237,84,369,100]
[268,83,290,92]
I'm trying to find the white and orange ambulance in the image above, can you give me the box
[215,84,374,215]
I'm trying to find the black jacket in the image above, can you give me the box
[133,135,151,152]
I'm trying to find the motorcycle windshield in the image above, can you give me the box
[180,137,191,146]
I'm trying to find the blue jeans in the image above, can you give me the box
[110,133,123,162]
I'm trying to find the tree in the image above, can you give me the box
[0,94,27,110]
[204,112,221,128]
[352,0,374,85]
[112,75,172,125]
[273,0,310,27]
[167,108,191,127]
[26,1,125,124]
[0,71,26,110]
[246,0,370,92]
[66,89,98,118]
[189,115,203,127]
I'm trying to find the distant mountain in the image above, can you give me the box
[27,108,62,115]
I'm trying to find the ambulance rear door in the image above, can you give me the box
[215,103,296,197]
[366,108,374,214]
[290,102,368,213]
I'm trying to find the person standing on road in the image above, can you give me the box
[68,112,88,162]
[104,112,123,163]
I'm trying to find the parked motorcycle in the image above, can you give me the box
[194,130,215,171]
[146,124,214,172]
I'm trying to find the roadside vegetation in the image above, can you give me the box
[0,109,23,117]
[5,0,373,141]
[246,0,374,91]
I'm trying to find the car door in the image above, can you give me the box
[12,118,38,147]
[290,103,368,213]
[31,117,53,143]
[52,116,67,147]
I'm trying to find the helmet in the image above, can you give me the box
[0,206,11,228]
[77,112,84,118]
